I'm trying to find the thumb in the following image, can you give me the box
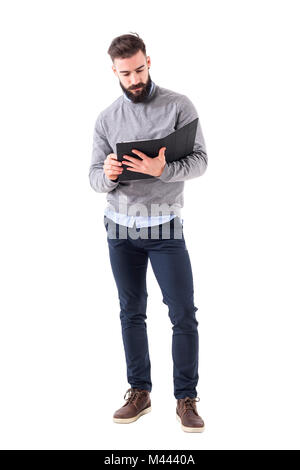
[159,147,166,158]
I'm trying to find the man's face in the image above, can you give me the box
[112,50,152,103]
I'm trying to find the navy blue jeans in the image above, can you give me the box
[104,215,199,399]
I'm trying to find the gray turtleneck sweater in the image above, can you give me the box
[89,81,208,220]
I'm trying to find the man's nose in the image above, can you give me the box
[130,73,141,86]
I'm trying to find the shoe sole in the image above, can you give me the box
[113,406,152,424]
[176,413,205,433]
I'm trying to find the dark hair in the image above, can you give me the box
[107,32,146,63]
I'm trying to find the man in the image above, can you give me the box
[89,32,207,433]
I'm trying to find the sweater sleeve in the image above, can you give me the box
[89,115,120,193]
[157,95,208,183]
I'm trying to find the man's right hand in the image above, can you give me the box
[104,153,123,181]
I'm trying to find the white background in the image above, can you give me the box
[0,0,299,450]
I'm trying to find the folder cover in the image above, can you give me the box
[116,117,199,181]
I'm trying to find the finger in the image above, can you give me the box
[131,149,146,159]
[105,166,122,172]
[108,154,121,164]
[111,162,123,168]
[107,169,123,177]
[122,161,136,168]
[126,167,143,173]
[105,164,123,172]
[108,168,123,174]
[110,169,123,173]
[105,161,122,168]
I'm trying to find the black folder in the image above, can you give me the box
[116,117,199,181]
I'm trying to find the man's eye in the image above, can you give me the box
[124,71,143,77]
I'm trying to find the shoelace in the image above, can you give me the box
[182,397,200,415]
[124,388,146,407]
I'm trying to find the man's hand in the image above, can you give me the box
[104,153,123,181]
[122,147,167,177]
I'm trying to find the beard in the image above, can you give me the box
[119,71,153,103]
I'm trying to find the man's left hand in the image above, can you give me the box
[122,147,167,177]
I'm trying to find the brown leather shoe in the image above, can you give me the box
[176,397,205,433]
[113,388,152,424]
